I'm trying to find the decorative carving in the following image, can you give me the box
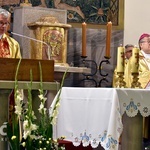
[115,72,126,88]
[131,73,142,88]
[43,29,63,57]
[37,16,59,24]
[27,16,71,66]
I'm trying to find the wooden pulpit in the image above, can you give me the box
[0,58,54,82]
[0,58,57,150]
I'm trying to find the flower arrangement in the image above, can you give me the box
[7,59,67,150]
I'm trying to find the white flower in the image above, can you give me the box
[38,102,44,113]
[38,94,47,102]
[38,94,44,99]
[56,102,60,108]
[32,111,37,119]
[15,89,24,101]
[52,110,58,117]
[51,117,57,125]
[11,136,16,140]
[15,105,22,116]
[21,142,26,147]
[30,123,38,131]
[23,120,38,139]
[16,94,23,101]
[30,134,38,139]
[23,120,29,129]
[10,62,67,149]
[23,130,31,139]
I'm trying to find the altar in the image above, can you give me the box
[52,87,149,150]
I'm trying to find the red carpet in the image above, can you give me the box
[59,140,93,150]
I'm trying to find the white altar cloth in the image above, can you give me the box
[51,87,123,150]
[117,88,150,117]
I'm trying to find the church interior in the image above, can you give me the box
[0,0,150,150]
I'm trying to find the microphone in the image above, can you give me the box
[8,31,51,60]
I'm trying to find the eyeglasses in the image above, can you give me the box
[141,41,150,44]
[126,50,132,53]
[0,21,9,26]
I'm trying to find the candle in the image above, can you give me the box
[116,46,125,72]
[131,47,139,73]
[82,22,87,57]
[105,21,112,58]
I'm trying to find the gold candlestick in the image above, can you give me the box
[131,73,142,88]
[115,72,126,88]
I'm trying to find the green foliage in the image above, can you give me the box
[7,59,67,150]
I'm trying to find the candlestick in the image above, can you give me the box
[131,47,139,73]
[82,22,87,57]
[105,21,112,58]
[116,46,125,72]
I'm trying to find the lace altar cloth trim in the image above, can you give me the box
[71,130,121,149]
[117,88,150,117]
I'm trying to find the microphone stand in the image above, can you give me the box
[9,31,51,60]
